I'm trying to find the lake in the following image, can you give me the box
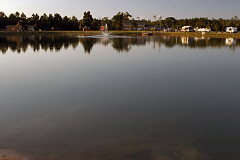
[0,35,239,160]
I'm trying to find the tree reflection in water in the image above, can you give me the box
[0,35,240,54]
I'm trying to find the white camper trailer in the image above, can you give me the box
[181,26,194,32]
[198,28,211,32]
[226,27,237,33]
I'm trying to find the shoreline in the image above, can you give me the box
[0,31,240,38]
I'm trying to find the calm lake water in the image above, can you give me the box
[0,35,240,160]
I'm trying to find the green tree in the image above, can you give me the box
[112,12,124,30]
[165,17,176,27]
[53,13,63,30]
[90,18,101,30]
[28,13,39,30]
[112,12,123,29]
[214,24,219,32]
[0,11,7,29]
[123,12,132,20]
[48,14,54,26]
[79,23,82,30]
[8,13,17,25]
[82,11,93,27]
[101,17,108,26]
[14,11,20,23]
[62,16,70,30]
[115,21,122,30]
[20,12,27,24]
[70,15,79,30]
[218,18,225,32]
[130,20,137,30]
[112,12,132,30]
[39,13,49,30]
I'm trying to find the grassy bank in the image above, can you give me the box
[0,31,240,38]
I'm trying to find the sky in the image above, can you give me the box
[1,0,240,20]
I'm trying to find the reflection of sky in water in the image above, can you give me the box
[0,36,240,160]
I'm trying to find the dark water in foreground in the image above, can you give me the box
[0,35,240,160]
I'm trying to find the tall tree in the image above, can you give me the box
[8,13,17,25]
[214,23,219,32]
[53,13,63,30]
[112,12,124,30]
[62,16,70,30]
[48,14,54,30]
[82,11,93,27]
[165,17,176,27]
[20,12,27,24]
[70,15,79,30]
[0,11,7,29]
[29,13,39,30]
[15,12,20,22]
[39,13,49,30]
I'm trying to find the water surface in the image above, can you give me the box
[0,35,240,160]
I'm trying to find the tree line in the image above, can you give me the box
[0,11,239,31]
[151,16,240,32]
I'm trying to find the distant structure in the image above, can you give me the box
[122,20,147,31]
[100,26,105,31]
[22,25,35,31]
[6,25,21,31]
[181,26,194,32]
[6,25,35,31]
[100,23,108,31]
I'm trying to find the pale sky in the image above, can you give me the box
[1,0,240,20]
